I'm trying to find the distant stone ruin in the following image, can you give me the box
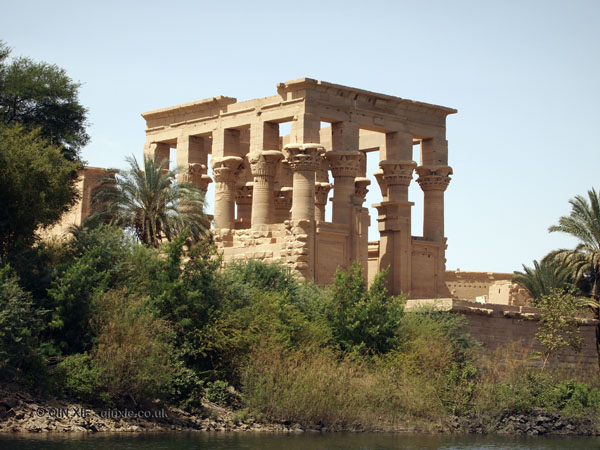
[141,78,455,298]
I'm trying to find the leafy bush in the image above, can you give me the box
[326,263,405,354]
[0,265,44,381]
[55,353,107,404]
[46,225,132,355]
[205,380,231,406]
[91,290,174,405]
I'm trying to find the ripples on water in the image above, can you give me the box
[1,432,600,450]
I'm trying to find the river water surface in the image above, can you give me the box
[1,432,600,449]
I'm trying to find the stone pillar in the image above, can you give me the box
[235,182,253,226]
[315,182,332,222]
[144,141,170,165]
[379,160,417,202]
[248,150,283,227]
[374,159,417,296]
[176,135,208,184]
[274,187,293,222]
[353,177,371,276]
[283,144,324,222]
[416,165,452,243]
[180,163,212,192]
[325,151,362,225]
[211,156,244,230]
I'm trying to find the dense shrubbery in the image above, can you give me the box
[1,224,600,427]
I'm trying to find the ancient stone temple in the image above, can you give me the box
[141,78,456,298]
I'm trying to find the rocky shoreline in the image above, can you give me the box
[1,386,598,435]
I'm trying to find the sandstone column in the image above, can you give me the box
[248,150,283,227]
[274,187,293,222]
[235,182,253,226]
[416,165,452,243]
[315,182,332,222]
[283,144,324,222]
[211,156,244,230]
[353,177,371,276]
[375,153,418,296]
[176,135,209,186]
[325,151,362,225]
[144,141,170,166]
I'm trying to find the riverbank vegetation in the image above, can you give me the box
[1,223,600,431]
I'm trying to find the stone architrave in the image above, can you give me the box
[248,150,284,227]
[211,156,244,229]
[314,182,332,222]
[235,182,253,224]
[325,150,362,225]
[416,165,452,243]
[282,143,325,222]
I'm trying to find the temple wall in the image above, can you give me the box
[41,167,109,240]
[406,299,598,371]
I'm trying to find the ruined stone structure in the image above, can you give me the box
[141,78,455,297]
[42,167,109,239]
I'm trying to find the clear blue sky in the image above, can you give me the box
[2,0,599,273]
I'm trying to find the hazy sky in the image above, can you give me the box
[2,0,599,272]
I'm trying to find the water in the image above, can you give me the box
[1,433,600,450]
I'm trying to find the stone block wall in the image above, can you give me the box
[406,299,598,371]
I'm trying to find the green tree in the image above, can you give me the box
[92,155,209,248]
[513,258,574,300]
[548,188,600,303]
[0,42,89,160]
[326,263,405,354]
[0,124,81,259]
[46,225,131,355]
[0,265,44,380]
[535,289,587,369]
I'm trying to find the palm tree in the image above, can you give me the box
[513,259,573,302]
[548,188,600,303]
[91,155,209,247]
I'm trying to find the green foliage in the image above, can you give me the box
[55,353,107,404]
[535,289,587,367]
[0,42,89,159]
[0,265,44,381]
[513,259,574,300]
[326,263,405,354]
[0,124,81,257]
[91,155,209,247]
[46,225,131,355]
[548,188,600,302]
[91,290,174,405]
[475,368,600,418]
[205,380,231,406]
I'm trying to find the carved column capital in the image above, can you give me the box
[316,157,330,183]
[248,150,283,179]
[374,169,387,200]
[235,182,253,205]
[354,177,371,204]
[315,182,332,205]
[379,159,417,187]
[282,143,325,172]
[325,150,363,178]
[211,156,244,184]
[274,187,293,209]
[416,165,453,191]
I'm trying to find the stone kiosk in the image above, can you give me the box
[141,79,456,298]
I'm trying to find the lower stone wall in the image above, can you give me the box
[406,299,598,372]
[214,220,315,281]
